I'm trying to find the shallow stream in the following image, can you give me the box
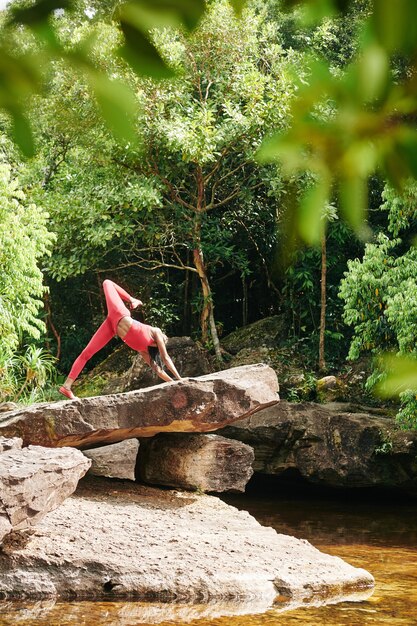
[1,488,416,625]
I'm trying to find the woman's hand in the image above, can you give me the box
[130,298,143,310]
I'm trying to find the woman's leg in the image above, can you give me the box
[102,279,132,333]
[67,318,115,381]
[59,280,135,398]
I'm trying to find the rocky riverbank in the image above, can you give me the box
[0,476,374,606]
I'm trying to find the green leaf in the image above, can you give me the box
[9,109,35,157]
[256,134,305,173]
[9,0,73,25]
[376,354,417,397]
[88,73,140,145]
[119,22,175,78]
[339,175,368,236]
[118,0,205,32]
[228,0,246,16]
[395,130,417,179]
[356,44,389,103]
[372,0,417,54]
[298,179,329,245]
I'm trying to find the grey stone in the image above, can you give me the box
[83,439,139,481]
[0,477,374,602]
[0,437,22,453]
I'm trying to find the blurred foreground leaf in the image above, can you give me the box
[376,354,417,397]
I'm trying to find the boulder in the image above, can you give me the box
[0,445,90,543]
[83,439,139,481]
[220,401,417,495]
[0,476,374,602]
[138,433,254,493]
[0,403,18,413]
[0,364,279,450]
[221,316,286,354]
[0,436,22,453]
[76,336,212,396]
[316,376,346,403]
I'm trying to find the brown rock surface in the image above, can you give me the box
[138,433,254,493]
[0,446,90,543]
[0,364,279,450]
[0,477,374,602]
[220,401,417,494]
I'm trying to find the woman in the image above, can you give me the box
[59,279,182,399]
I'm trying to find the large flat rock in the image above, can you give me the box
[0,477,374,604]
[0,365,279,450]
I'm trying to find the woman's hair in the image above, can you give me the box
[148,346,163,369]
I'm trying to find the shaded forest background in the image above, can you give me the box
[2,0,417,425]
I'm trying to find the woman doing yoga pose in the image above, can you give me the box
[59,279,182,400]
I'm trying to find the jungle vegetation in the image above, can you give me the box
[1,0,417,425]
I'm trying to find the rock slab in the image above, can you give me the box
[0,446,91,543]
[138,433,254,492]
[83,439,139,481]
[0,477,374,602]
[0,364,279,450]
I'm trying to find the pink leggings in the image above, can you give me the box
[68,279,132,380]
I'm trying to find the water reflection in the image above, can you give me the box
[0,587,375,626]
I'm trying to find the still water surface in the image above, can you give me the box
[1,490,416,625]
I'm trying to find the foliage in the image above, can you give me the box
[18,0,296,361]
[0,0,207,155]
[0,344,57,403]
[283,218,360,364]
[258,0,417,244]
[0,162,55,356]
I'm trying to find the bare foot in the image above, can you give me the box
[59,386,77,400]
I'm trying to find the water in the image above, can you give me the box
[1,490,416,625]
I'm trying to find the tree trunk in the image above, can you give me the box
[192,247,222,362]
[44,292,61,360]
[242,276,248,327]
[192,205,222,362]
[183,251,191,335]
[319,232,327,372]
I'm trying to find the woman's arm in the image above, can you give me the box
[154,329,182,380]
[140,350,174,382]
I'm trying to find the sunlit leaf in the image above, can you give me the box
[376,354,417,397]
[87,73,140,145]
[256,134,305,173]
[356,43,389,103]
[298,179,329,245]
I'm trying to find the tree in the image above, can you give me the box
[21,0,295,361]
